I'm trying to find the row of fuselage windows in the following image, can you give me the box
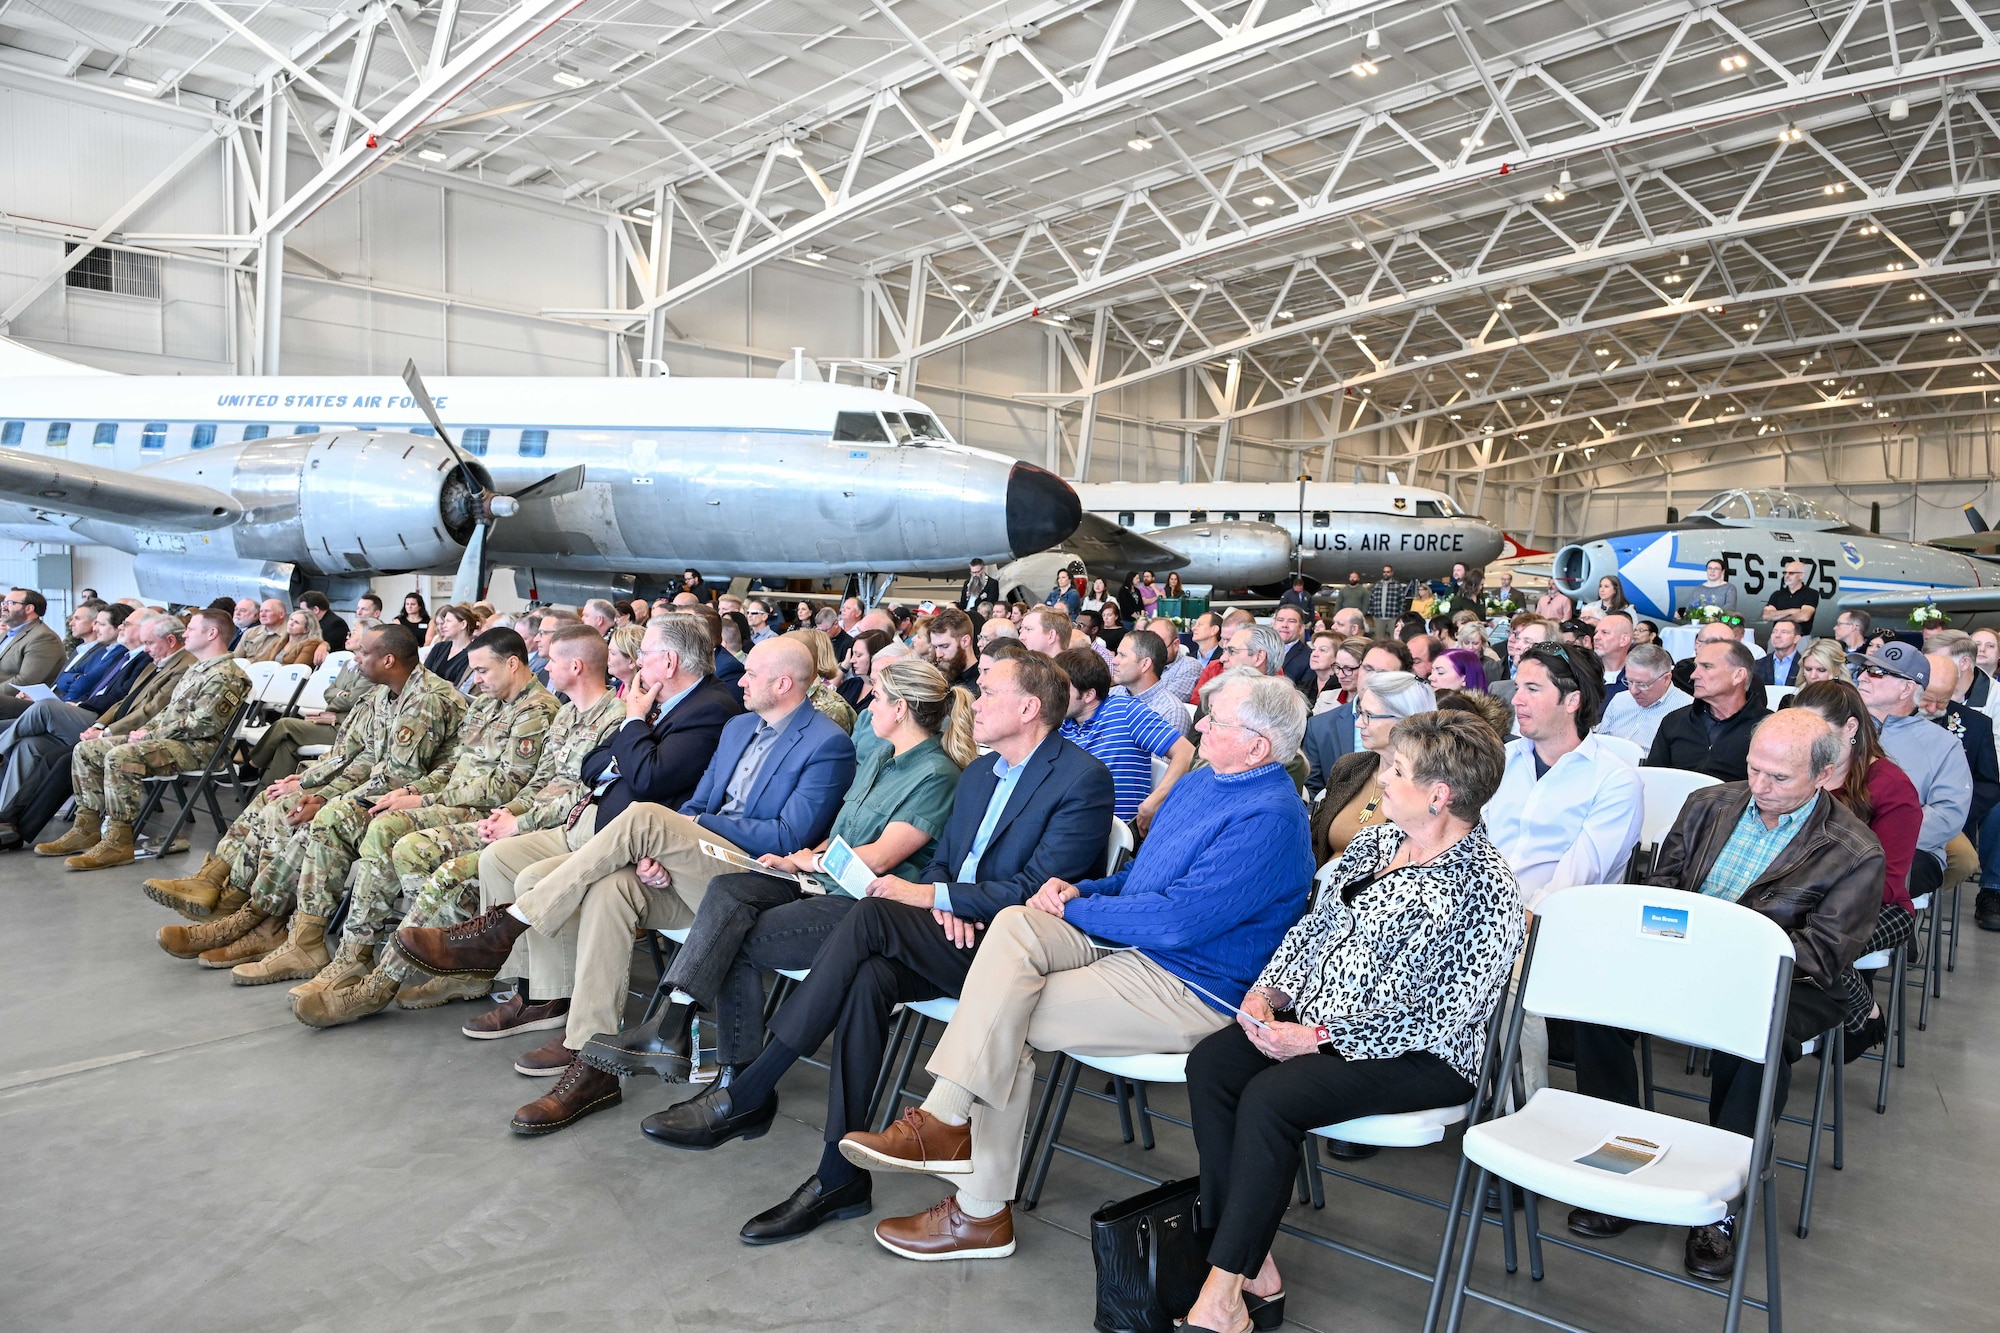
[1118,501,1448,528]
[0,421,550,457]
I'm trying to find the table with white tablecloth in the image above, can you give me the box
[1660,624,1761,660]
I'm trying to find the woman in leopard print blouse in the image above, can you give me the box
[1176,711,1525,1333]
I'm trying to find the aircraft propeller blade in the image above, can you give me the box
[401,360,485,506]
[510,464,586,502]
[1966,502,1992,534]
[453,520,490,603]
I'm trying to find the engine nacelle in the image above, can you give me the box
[144,432,485,576]
[132,554,302,606]
[1145,522,1295,590]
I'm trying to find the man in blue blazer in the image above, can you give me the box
[398,633,853,1133]
[641,648,1117,1247]
[1302,699,1355,795]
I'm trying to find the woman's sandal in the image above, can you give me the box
[1243,1290,1287,1330]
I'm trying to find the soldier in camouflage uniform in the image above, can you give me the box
[144,658,376,922]
[38,609,251,872]
[284,629,557,1001]
[152,624,462,975]
[295,626,624,1026]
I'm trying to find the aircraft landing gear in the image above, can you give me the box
[850,572,896,607]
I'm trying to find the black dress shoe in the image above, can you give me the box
[1977,890,2000,932]
[640,1083,778,1150]
[1685,1215,1737,1282]
[1324,1139,1378,1161]
[1484,1182,1527,1213]
[1567,1208,1634,1238]
[1844,1012,1887,1064]
[739,1173,873,1245]
[578,1002,696,1081]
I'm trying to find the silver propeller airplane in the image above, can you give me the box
[0,338,1079,605]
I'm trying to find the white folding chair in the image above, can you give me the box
[1763,685,1797,709]
[1630,768,1721,878]
[1433,885,1797,1333]
[1103,818,1135,876]
[1594,734,1644,767]
[1150,753,1169,792]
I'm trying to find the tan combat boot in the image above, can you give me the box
[66,819,136,871]
[395,973,493,1010]
[143,855,233,917]
[289,938,376,999]
[34,807,100,857]
[293,967,400,1028]
[197,914,288,968]
[159,902,268,959]
[231,914,329,985]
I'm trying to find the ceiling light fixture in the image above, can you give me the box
[803,251,826,263]
[1950,209,1967,227]
[1147,337,1164,346]
[951,282,970,292]
[1350,239,1366,250]
[1276,310,1295,319]
[418,148,447,163]
[1351,59,1380,77]
[1721,53,1749,71]
[1082,245,1101,256]
[1252,194,1275,207]
[949,199,974,214]
[1889,97,1910,120]
[552,67,589,88]
[1365,27,1381,50]
[1780,124,1805,143]
[1127,135,1152,152]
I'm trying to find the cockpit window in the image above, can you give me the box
[832,411,890,443]
[881,413,915,445]
[902,411,948,442]
[1415,500,1445,517]
[1694,488,1843,523]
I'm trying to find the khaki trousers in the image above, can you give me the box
[926,905,1227,1201]
[504,802,748,1049]
[477,810,597,999]
[1944,832,1978,888]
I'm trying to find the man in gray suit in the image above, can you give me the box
[0,588,65,699]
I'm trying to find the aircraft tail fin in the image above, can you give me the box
[1966,502,1990,533]
[0,335,116,378]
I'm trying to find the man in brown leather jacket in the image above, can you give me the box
[1565,708,1881,1282]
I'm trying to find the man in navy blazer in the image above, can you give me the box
[1302,700,1356,795]
[641,649,1117,1246]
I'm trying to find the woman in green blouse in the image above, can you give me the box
[585,657,976,1085]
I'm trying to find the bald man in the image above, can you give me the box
[395,634,858,1134]
[1569,708,1879,1282]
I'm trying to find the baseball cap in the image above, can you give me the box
[1851,641,1929,688]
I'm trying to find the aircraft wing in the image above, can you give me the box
[0,447,241,531]
[1061,512,1191,573]
[1926,532,2000,554]
[1836,586,2000,613]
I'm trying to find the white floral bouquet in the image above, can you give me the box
[1909,601,1949,629]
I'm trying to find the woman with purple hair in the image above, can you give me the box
[1428,647,1489,693]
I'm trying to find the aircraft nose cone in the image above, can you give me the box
[1006,462,1081,558]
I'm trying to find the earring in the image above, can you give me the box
[1428,802,1439,815]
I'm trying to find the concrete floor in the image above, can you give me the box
[2,845,1993,1333]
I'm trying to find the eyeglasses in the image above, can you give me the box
[1355,708,1398,723]
[1204,717,1269,742]
[1333,663,1358,675]
[1858,666,1896,681]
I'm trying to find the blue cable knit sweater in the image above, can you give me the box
[1065,761,1314,1013]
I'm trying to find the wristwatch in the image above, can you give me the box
[1314,1025,1336,1058]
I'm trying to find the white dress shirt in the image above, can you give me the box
[1485,732,1645,911]
[1597,684,1692,752]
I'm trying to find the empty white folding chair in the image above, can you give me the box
[1630,768,1721,878]
[1433,885,1797,1333]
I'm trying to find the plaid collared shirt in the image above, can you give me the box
[1699,798,1813,901]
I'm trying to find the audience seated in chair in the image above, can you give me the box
[577,657,971,1093]
[1596,644,1688,751]
[395,631,851,1134]
[1855,641,1968,909]
[638,651,1113,1249]
[834,672,1314,1264]
[1568,709,1880,1282]
[1176,711,1523,1333]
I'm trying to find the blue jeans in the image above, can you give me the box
[1978,804,2000,893]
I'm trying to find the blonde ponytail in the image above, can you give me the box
[875,658,979,769]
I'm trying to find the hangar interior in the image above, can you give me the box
[1,0,1998,1329]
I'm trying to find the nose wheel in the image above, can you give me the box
[848,572,896,607]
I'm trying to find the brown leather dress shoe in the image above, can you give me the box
[461,994,570,1040]
[874,1196,1015,1261]
[514,1035,575,1077]
[394,906,528,979]
[1685,1216,1738,1282]
[1566,1208,1635,1238]
[840,1108,974,1175]
[511,1056,621,1135]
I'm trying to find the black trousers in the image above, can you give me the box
[664,872,856,1066]
[765,896,982,1146]
[1572,980,1844,1139]
[1186,1023,1474,1277]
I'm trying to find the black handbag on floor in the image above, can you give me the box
[1090,1177,1209,1333]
